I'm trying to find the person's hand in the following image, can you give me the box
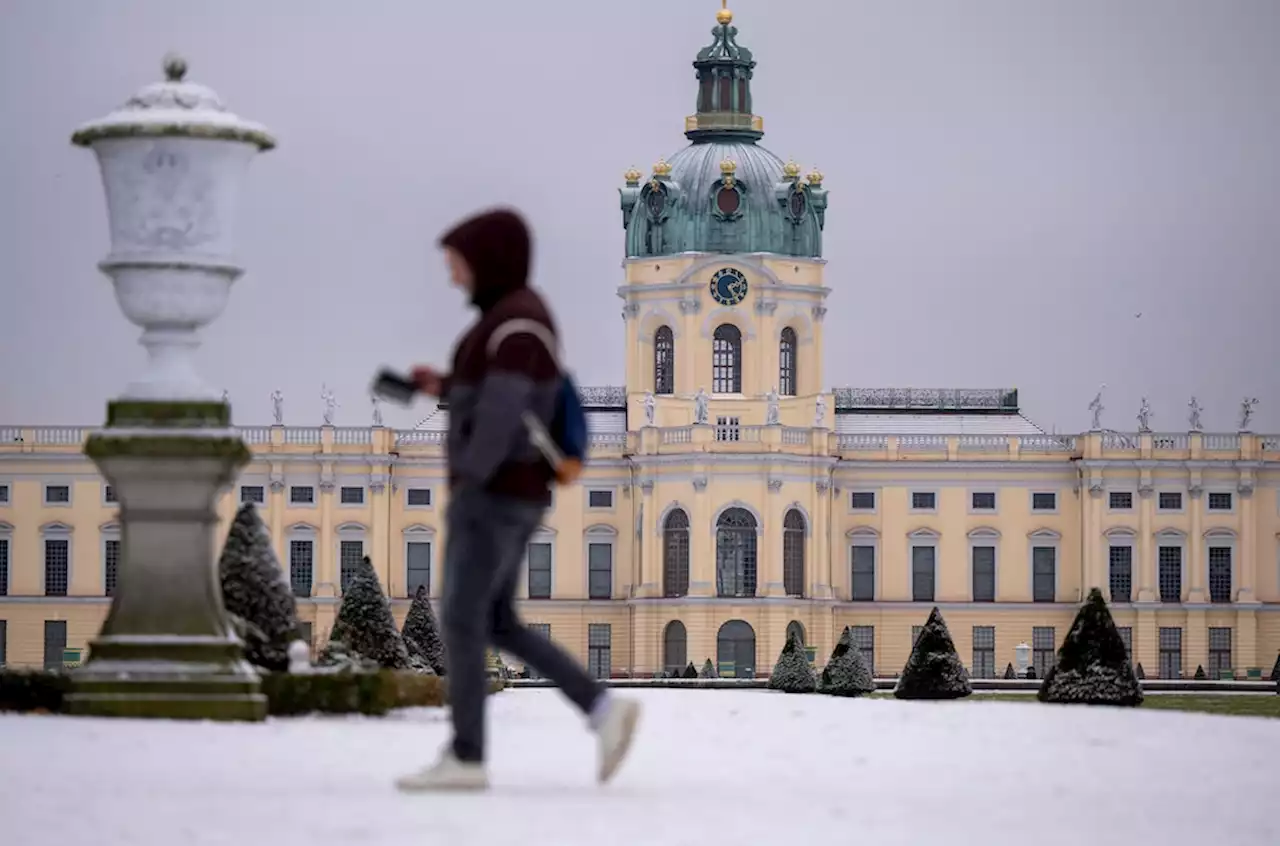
[411,366,445,397]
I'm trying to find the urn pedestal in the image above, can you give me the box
[65,55,276,721]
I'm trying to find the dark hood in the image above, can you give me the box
[438,208,532,312]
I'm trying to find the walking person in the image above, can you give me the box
[396,208,641,792]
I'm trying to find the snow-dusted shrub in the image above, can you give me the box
[768,631,816,694]
[401,585,446,675]
[700,659,717,679]
[1037,587,1142,707]
[328,556,410,670]
[894,607,971,700]
[1194,665,1207,680]
[1003,663,1017,680]
[818,627,874,697]
[683,662,698,679]
[218,503,298,672]
[1270,654,1280,683]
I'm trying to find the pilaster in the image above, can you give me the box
[688,474,714,596]
[1135,608,1158,675]
[1136,483,1155,601]
[1187,482,1206,602]
[639,479,658,597]
[1235,607,1259,671]
[1237,467,1257,602]
[318,475,335,594]
[761,476,784,597]
[1185,610,1207,678]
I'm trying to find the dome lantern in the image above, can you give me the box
[685,2,763,142]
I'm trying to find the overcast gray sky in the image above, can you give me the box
[1,0,1277,432]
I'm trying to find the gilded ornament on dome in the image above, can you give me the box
[783,159,801,179]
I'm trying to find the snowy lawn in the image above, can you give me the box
[2,688,1278,846]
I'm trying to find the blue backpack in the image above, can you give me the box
[487,319,588,485]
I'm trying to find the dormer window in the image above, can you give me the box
[788,186,806,220]
[716,185,741,216]
[645,184,667,219]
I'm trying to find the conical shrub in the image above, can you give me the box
[328,556,409,669]
[402,585,447,675]
[682,662,698,679]
[769,630,816,693]
[700,658,716,679]
[818,627,874,697]
[218,503,299,672]
[1003,662,1016,680]
[894,607,971,700]
[1270,654,1280,682]
[1037,587,1142,706]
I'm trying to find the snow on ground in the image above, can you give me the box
[2,689,1278,846]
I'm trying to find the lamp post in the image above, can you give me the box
[1015,642,1031,679]
[63,54,276,720]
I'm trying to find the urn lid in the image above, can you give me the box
[71,53,276,151]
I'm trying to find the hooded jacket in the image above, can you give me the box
[437,209,558,504]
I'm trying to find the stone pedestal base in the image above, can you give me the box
[65,424,266,721]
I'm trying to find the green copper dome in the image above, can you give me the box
[619,8,828,259]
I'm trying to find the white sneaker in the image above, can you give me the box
[395,749,489,792]
[594,697,641,784]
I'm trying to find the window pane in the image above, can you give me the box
[851,545,875,601]
[406,541,432,596]
[972,546,995,602]
[289,540,313,598]
[527,542,553,599]
[1108,546,1132,603]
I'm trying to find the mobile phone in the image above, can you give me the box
[370,368,418,406]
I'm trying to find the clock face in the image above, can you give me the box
[709,267,749,306]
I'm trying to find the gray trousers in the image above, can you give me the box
[442,487,604,762]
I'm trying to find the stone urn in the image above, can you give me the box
[65,54,275,721]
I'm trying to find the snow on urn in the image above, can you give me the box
[71,53,275,402]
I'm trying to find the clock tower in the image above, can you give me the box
[617,4,831,429]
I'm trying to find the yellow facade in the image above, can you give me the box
[2,250,1278,680]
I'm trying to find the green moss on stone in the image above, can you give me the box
[107,400,230,428]
[86,433,251,464]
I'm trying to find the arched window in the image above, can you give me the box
[779,327,798,396]
[715,507,757,597]
[654,326,675,395]
[663,509,691,597]
[712,324,742,394]
[663,620,687,676]
[782,508,806,597]
[716,619,757,679]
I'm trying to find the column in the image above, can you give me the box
[1185,610,1207,678]
[269,473,285,564]
[1187,487,1205,602]
[689,475,714,596]
[812,481,830,598]
[369,480,390,590]
[1238,483,1257,603]
[762,478,784,597]
[639,481,657,597]
[318,480,335,592]
[1136,487,1155,601]
[1135,608,1158,676]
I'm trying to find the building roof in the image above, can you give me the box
[834,413,1045,436]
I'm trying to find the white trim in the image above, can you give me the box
[783,502,812,537]
[846,525,880,539]
[287,484,317,508]
[1027,529,1061,602]
[700,310,758,341]
[403,485,435,510]
[584,525,616,600]
[968,530,999,602]
[1203,528,1238,603]
[101,482,118,508]
[849,535,878,601]
[848,487,879,514]
[712,500,764,535]
[40,521,73,597]
[908,488,939,514]
[1029,489,1059,514]
[968,489,998,515]
[42,481,73,508]
[638,308,682,343]
[656,501,691,536]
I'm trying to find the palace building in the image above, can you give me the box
[2,6,1278,679]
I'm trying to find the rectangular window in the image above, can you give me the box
[1207,627,1232,679]
[240,485,265,504]
[1158,627,1182,679]
[587,623,611,680]
[526,623,551,679]
[406,488,432,507]
[1032,492,1057,511]
[0,538,8,597]
[0,619,6,666]
[972,626,996,679]
[290,486,314,505]
[103,485,117,504]
[911,546,935,602]
[44,538,69,597]
[1157,491,1182,511]
[851,625,874,676]
[339,486,365,505]
[971,491,996,511]
[910,491,936,511]
[715,416,741,442]
[587,490,614,509]
[1032,626,1056,677]
[850,545,875,601]
[0,484,8,504]
[850,491,876,510]
[44,620,67,671]
[1117,626,1132,660]
[1108,491,1133,510]
[104,539,120,597]
[44,484,70,505]
[1108,546,1132,603]
[1032,547,1056,602]
[527,542,552,599]
[339,540,364,592]
[1208,547,1232,603]
[588,543,613,599]
[1158,546,1182,602]
[289,540,313,598]
[971,546,995,602]
[406,542,432,597]
[1207,492,1233,511]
